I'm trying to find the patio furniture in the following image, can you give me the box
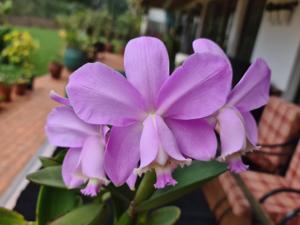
[246,96,300,174]
[218,140,300,225]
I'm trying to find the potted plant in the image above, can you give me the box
[0,64,19,102]
[48,60,63,79]
[1,30,38,93]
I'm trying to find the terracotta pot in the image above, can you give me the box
[15,82,28,96]
[0,83,12,102]
[105,43,114,53]
[48,62,63,79]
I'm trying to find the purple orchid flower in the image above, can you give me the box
[66,36,232,189]
[193,39,271,172]
[45,91,110,196]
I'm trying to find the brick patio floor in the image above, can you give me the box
[0,73,68,197]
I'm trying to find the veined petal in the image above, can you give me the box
[66,62,145,126]
[104,123,142,186]
[62,148,85,188]
[218,107,246,158]
[227,59,271,111]
[45,106,99,148]
[157,53,231,120]
[166,118,217,160]
[193,38,232,72]
[139,115,159,168]
[155,116,186,161]
[81,136,107,181]
[241,111,258,146]
[125,37,169,109]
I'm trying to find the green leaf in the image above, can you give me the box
[146,206,181,225]
[49,203,107,225]
[136,161,227,211]
[27,166,65,188]
[36,186,81,225]
[39,157,60,167]
[0,207,26,225]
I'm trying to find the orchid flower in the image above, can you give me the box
[193,39,271,172]
[45,91,110,196]
[66,36,231,189]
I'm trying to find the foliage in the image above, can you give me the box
[0,63,21,85]
[24,155,227,225]
[0,0,12,17]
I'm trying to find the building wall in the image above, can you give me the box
[251,5,300,91]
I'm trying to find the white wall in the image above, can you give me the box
[251,5,300,91]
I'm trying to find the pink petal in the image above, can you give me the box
[241,112,258,146]
[49,90,70,106]
[155,116,186,161]
[166,118,217,160]
[227,157,249,173]
[227,59,271,111]
[193,38,231,68]
[66,62,145,126]
[157,53,231,120]
[104,123,142,186]
[62,148,85,188]
[139,116,159,168]
[45,106,99,148]
[218,108,246,158]
[126,173,137,191]
[81,136,106,180]
[124,37,169,109]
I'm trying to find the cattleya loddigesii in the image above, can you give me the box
[193,39,270,172]
[46,36,270,196]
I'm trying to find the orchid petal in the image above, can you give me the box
[126,173,137,191]
[81,136,106,180]
[45,106,99,148]
[104,123,142,185]
[193,38,231,68]
[125,37,169,109]
[241,111,258,146]
[155,116,186,161]
[49,90,70,106]
[139,115,159,168]
[62,148,85,188]
[166,118,217,160]
[157,53,231,119]
[227,59,271,111]
[218,108,246,158]
[66,62,145,126]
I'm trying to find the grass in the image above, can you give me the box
[16,26,64,76]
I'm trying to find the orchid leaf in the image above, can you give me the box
[39,156,60,167]
[0,207,26,225]
[49,203,107,225]
[146,206,181,225]
[27,166,65,188]
[136,161,227,211]
[36,186,81,225]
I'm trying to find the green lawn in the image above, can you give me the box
[16,26,64,76]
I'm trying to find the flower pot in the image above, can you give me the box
[63,48,87,71]
[48,62,63,79]
[15,82,28,96]
[27,76,35,91]
[0,83,12,102]
[105,43,114,53]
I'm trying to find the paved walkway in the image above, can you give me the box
[0,73,68,197]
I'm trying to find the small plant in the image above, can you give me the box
[0,63,20,85]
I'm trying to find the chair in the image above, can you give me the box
[218,140,300,224]
[246,96,300,174]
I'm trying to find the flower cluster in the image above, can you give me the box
[46,37,270,197]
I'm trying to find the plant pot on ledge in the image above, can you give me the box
[15,79,28,96]
[0,82,13,102]
[48,61,63,79]
[63,48,87,71]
